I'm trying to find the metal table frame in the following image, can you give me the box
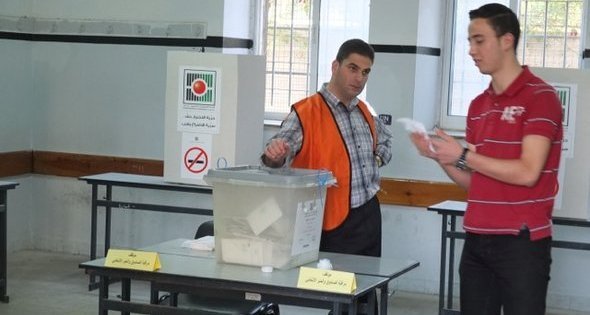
[79,172,212,290]
[0,181,19,303]
[80,252,394,315]
[142,238,421,315]
[428,200,590,315]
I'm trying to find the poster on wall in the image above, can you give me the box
[553,83,577,159]
[177,66,221,134]
[552,83,577,210]
[180,132,213,182]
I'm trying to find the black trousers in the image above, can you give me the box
[460,230,552,315]
[320,195,382,257]
[321,195,382,314]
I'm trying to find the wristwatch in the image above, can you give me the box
[455,147,469,170]
[375,155,383,167]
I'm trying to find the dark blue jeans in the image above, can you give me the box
[459,230,552,315]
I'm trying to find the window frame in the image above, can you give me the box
[259,0,370,122]
[439,0,587,131]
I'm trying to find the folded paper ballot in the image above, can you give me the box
[181,236,215,251]
[396,117,436,153]
[396,118,428,137]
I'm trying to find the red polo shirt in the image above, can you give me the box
[464,66,563,240]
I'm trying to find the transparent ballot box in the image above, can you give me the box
[204,166,335,269]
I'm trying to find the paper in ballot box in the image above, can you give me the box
[204,166,336,269]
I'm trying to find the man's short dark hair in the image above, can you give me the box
[336,39,375,63]
[469,3,521,51]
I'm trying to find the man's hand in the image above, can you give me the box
[262,139,291,167]
[409,132,437,159]
[430,129,464,166]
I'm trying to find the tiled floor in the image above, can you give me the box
[0,250,587,315]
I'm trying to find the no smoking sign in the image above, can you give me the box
[183,147,209,173]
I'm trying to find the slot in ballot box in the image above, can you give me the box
[204,166,336,269]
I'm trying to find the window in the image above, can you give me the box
[264,0,317,121]
[441,0,586,130]
[518,0,584,68]
[262,0,370,121]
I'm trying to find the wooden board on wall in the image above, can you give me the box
[378,177,467,207]
[32,151,163,178]
[0,151,33,177]
[1,150,466,207]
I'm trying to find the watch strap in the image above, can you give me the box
[455,147,469,170]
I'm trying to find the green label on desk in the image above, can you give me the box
[104,249,161,271]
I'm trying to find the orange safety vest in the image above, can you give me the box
[290,93,377,231]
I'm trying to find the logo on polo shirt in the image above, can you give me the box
[500,106,525,123]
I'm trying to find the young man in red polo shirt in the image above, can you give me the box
[409,3,562,315]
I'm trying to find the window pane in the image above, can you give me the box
[263,0,370,119]
[447,0,510,117]
[519,0,583,68]
[265,0,313,117]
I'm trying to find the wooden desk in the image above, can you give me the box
[428,200,590,315]
[143,238,421,315]
[0,181,18,303]
[79,172,212,290]
[80,251,401,315]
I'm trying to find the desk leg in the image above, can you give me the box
[170,292,178,306]
[104,185,112,257]
[379,285,388,315]
[121,278,130,315]
[0,191,8,303]
[333,302,342,314]
[438,213,448,315]
[149,282,159,304]
[89,184,98,291]
[367,290,376,315]
[99,275,109,315]
[447,215,457,310]
[349,299,358,315]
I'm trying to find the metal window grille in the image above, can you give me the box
[265,0,314,119]
[519,0,584,68]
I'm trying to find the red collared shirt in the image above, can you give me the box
[464,66,563,240]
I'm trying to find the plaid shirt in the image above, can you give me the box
[269,83,392,208]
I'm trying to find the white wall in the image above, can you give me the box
[2,0,590,312]
[367,0,449,182]
[0,0,33,152]
[0,40,32,152]
[31,43,172,157]
[0,0,32,14]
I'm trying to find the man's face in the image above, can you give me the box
[331,53,372,103]
[468,18,511,75]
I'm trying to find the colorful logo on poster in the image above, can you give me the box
[184,69,216,106]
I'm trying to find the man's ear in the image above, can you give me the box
[331,59,339,73]
[501,32,516,52]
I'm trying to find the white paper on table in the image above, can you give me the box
[181,236,215,251]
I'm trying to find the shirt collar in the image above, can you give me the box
[319,83,360,111]
[485,65,533,97]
